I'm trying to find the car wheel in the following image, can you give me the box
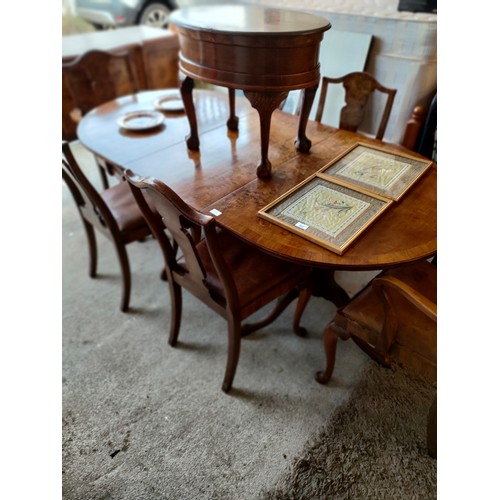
[137,2,173,29]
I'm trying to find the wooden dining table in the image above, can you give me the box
[77,87,437,378]
[77,88,437,270]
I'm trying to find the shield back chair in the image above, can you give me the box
[124,170,313,393]
[315,71,397,141]
[62,141,151,312]
[62,49,143,188]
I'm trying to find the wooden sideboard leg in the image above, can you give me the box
[180,76,200,151]
[244,90,288,178]
[226,87,239,131]
[295,86,316,153]
[315,320,350,384]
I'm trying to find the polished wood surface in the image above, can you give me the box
[78,89,437,271]
[77,89,252,167]
[170,5,331,178]
[170,5,331,91]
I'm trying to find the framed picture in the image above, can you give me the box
[319,143,433,201]
[258,175,392,255]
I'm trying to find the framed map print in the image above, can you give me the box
[319,143,433,201]
[258,175,392,255]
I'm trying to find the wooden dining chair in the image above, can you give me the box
[62,141,152,312]
[401,94,437,161]
[62,49,143,188]
[315,258,437,385]
[124,170,313,393]
[315,258,437,457]
[315,71,397,141]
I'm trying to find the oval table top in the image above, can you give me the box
[77,89,437,271]
[170,5,331,36]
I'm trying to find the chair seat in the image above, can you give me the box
[195,229,310,318]
[101,181,147,234]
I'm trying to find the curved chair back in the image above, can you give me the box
[124,170,313,392]
[316,259,436,385]
[62,49,141,117]
[62,142,151,311]
[62,141,119,236]
[401,94,437,161]
[315,71,397,141]
[415,94,437,160]
[124,171,241,313]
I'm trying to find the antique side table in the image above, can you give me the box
[170,4,331,178]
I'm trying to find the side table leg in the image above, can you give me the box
[244,90,288,178]
[180,76,200,151]
[227,88,239,131]
[295,86,317,153]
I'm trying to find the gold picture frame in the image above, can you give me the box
[258,175,392,255]
[319,143,433,201]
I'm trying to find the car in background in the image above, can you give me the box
[75,0,179,30]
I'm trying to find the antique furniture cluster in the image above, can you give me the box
[62,4,436,399]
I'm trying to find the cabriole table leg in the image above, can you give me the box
[295,86,317,153]
[226,88,239,131]
[244,90,288,179]
[180,76,200,151]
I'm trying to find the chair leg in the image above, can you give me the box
[167,279,182,347]
[315,320,350,384]
[83,220,97,278]
[113,242,131,312]
[222,317,241,393]
[241,288,299,337]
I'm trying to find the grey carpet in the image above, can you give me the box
[62,143,436,499]
[262,363,436,499]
